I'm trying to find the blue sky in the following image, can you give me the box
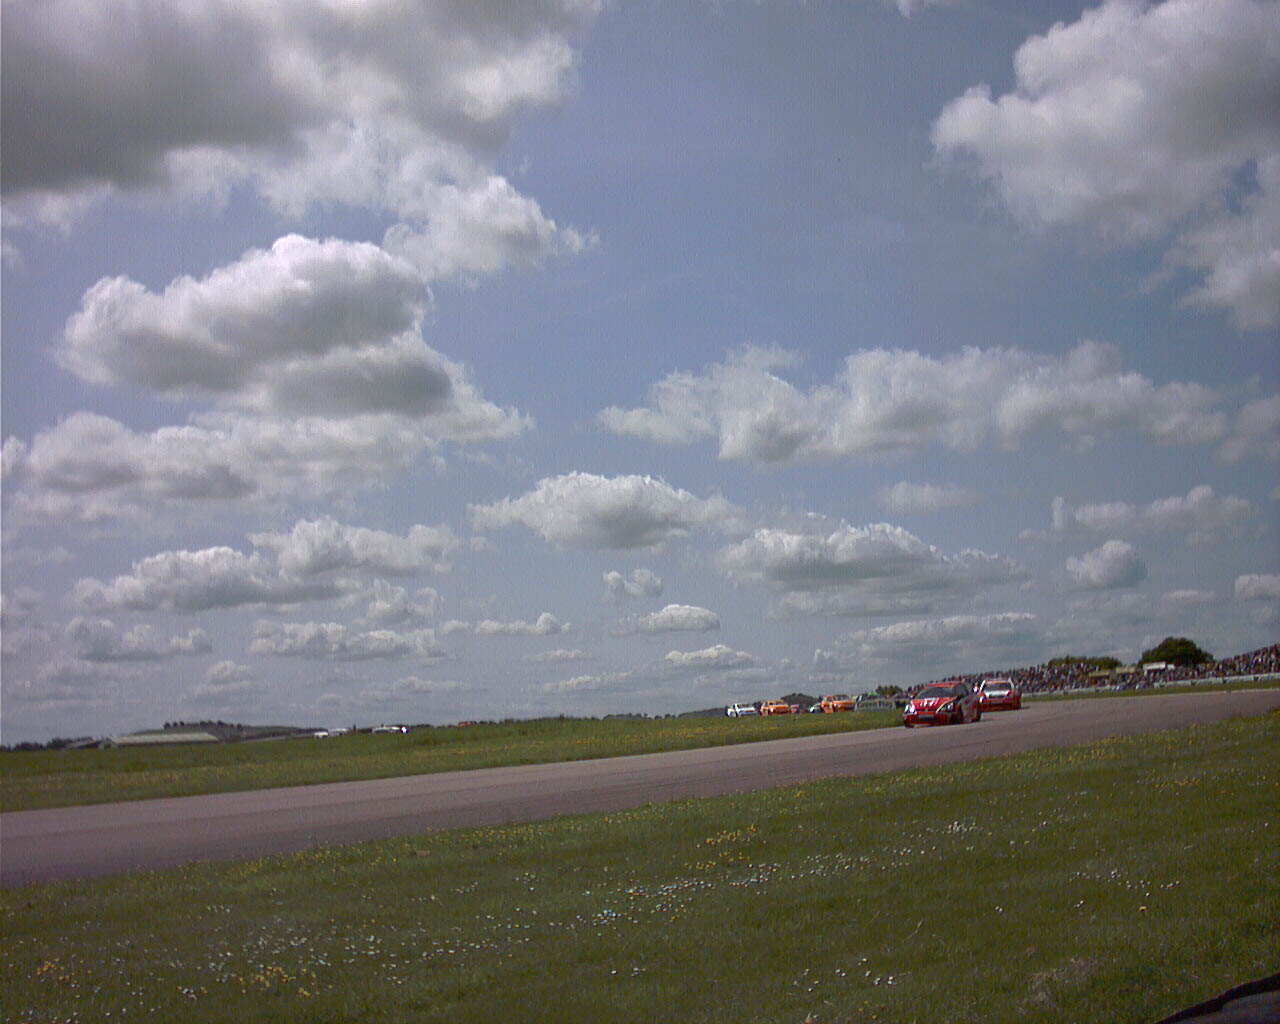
[2,0,1277,743]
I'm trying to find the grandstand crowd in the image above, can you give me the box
[910,642,1280,698]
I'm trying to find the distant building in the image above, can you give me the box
[103,731,219,748]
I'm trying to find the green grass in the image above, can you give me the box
[2,713,1276,1024]
[0,712,900,812]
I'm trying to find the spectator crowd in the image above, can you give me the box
[908,643,1280,699]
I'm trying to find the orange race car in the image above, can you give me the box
[819,694,856,713]
[759,699,793,716]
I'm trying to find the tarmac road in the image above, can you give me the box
[2,688,1276,887]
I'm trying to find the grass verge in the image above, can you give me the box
[0,712,900,813]
[3,713,1276,1024]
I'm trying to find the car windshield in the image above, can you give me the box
[826,695,850,701]
[916,685,962,698]
[984,683,1011,693]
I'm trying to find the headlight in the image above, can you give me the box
[940,699,957,712]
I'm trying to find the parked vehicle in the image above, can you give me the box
[819,694,856,713]
[978,678,1022,711]
[902,682,981,727]
[372,724,408,733]
[759,699,793,716]
[726,702,759,717]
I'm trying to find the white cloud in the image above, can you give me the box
[250,517,458,578]
[60,237,425,401]
[540,672,628,695]
[617,604,721,635]
[1065,540,1148,590]
[73,547,341,613]
[65,617,212,662]
[838,612,1043,671]
[249,621,446,661]
[664,645,756,670]
[599,343,1226,464]
[0,235,532,525]
[1163,589,1215,605]
[889,0,957,13]
[4,659,131,707]
[932,0,1280,328]
[1046,485,1255,539]
[471,472,741,549]
[524,648,589,663]
[360,582,442,628]
[603,568,664,599]
[1235,574,1280,601]
[191,661,260,700]
[3,0,596,273]
[3,400,523,527]
[473,612,569,636]
[717,523,1026,609]
[1218,395,1280,463]
[875,481,980,516]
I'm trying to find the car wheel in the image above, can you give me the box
[974,708,982,722]
[903,720,913,728]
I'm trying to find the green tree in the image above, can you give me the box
[1140,636,1212,667]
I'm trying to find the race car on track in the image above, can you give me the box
[978,678,1022,712]
[819,694,857,713]
[902,682,982,728]
[726,702,759,717]
[759,699,793,716]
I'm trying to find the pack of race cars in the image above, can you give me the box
[727,680,1022,726]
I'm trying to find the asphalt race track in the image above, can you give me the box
[3,689,1277,887]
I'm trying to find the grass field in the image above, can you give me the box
[3,712,1276,1024]
[0,711,901,813]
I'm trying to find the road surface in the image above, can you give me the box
[2,688,1276,887]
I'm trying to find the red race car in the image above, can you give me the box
[902,682,982,728]
[978,678,1022,711]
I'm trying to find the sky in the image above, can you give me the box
[2,0,1277,743]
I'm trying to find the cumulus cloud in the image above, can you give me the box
[889,0,957,13]
[4,403,523,528]
[73,547,341,613]
[360,582,442,628]
[249,621,446,661]
[0,236,531,525]
[1235,574,1280,601]
[664,644,756,670]
[539,672,629,695]
[524,648,589,663]
[838,612,1042,670]
[471,472,741,549]
[191,661,260,700]
[875,481,980,516]
[598,343,1226,465]
[1044,486,1255,540]
[717,522,1027,614]
[473,612,569,636]
[65,617,212,662]
[603,568,664,599]
[250,516,458,578]
[4,658,130,707]
[1064,540,1148,590]
[1218,395,1280,463]
[2,0,595,275]
[616,604,721,635]
[932,0,1280,328]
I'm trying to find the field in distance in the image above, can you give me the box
[3,714,1276,1024]
[0,710,902,813]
